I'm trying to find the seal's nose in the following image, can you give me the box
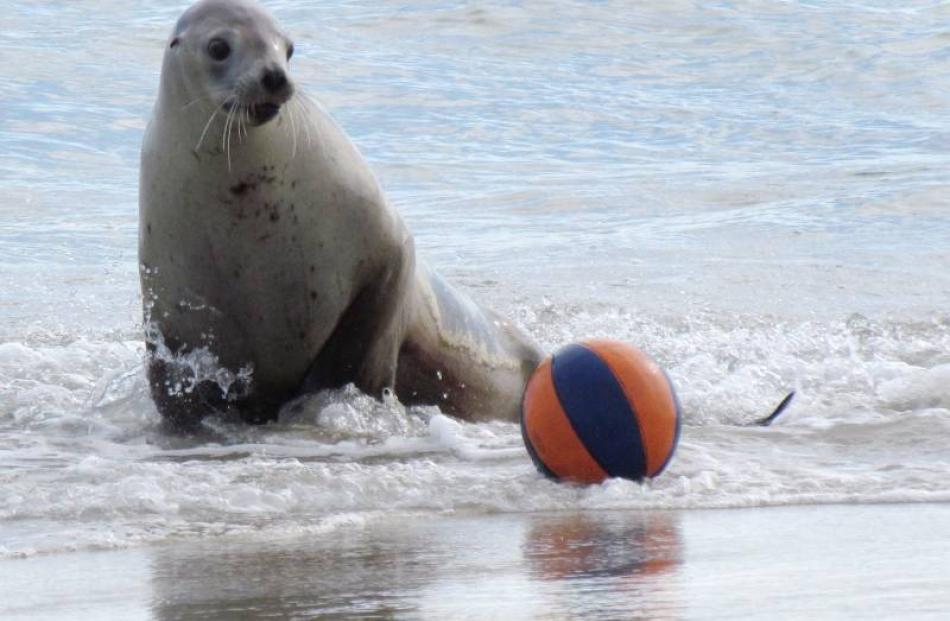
[261,67,288,94]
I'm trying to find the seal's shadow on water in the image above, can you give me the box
[147,512,683,620]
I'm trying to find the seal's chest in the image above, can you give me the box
[217,168,307,240]
[201,171,353,305]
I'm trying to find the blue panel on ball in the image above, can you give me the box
[551,344,647,481]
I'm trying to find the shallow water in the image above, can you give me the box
[1,0,949,577]
[4,505,950,620]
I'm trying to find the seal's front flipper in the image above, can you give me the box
[752,391,795,427]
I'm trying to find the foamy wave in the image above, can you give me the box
[1,308,948,558]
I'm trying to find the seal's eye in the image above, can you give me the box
[207,38,231,62]
[286,43,295,61]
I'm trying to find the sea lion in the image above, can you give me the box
[139,0,542,428]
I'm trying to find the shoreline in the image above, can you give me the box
[3,503,948,620]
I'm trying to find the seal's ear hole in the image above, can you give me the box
[170,37,180,49]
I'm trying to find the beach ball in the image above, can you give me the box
[520,339,681,484]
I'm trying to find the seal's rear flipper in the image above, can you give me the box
[753,391,795,427]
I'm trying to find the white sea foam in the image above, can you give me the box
[1,307,948,558]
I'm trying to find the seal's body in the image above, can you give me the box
[140,0,541,427]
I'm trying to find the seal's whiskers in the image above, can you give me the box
[181,96,212,112]
[222,102,237,172]
[234,83,249,143]
[295,97,313,147]
[287,100,298,159]
[194,106,221,153]
[219,100,232,153]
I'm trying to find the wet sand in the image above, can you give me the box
[2,503,948,620]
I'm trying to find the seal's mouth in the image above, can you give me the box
[222,100,283,126]
[250,102,281,125]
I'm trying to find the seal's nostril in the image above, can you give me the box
[261,68,288,93]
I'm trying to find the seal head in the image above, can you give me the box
[167,0,295,126]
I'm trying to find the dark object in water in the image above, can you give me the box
[754,391,796,427]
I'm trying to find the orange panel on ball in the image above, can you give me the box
[522,358,608,484]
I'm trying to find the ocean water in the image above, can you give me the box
[1,0,949,565]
